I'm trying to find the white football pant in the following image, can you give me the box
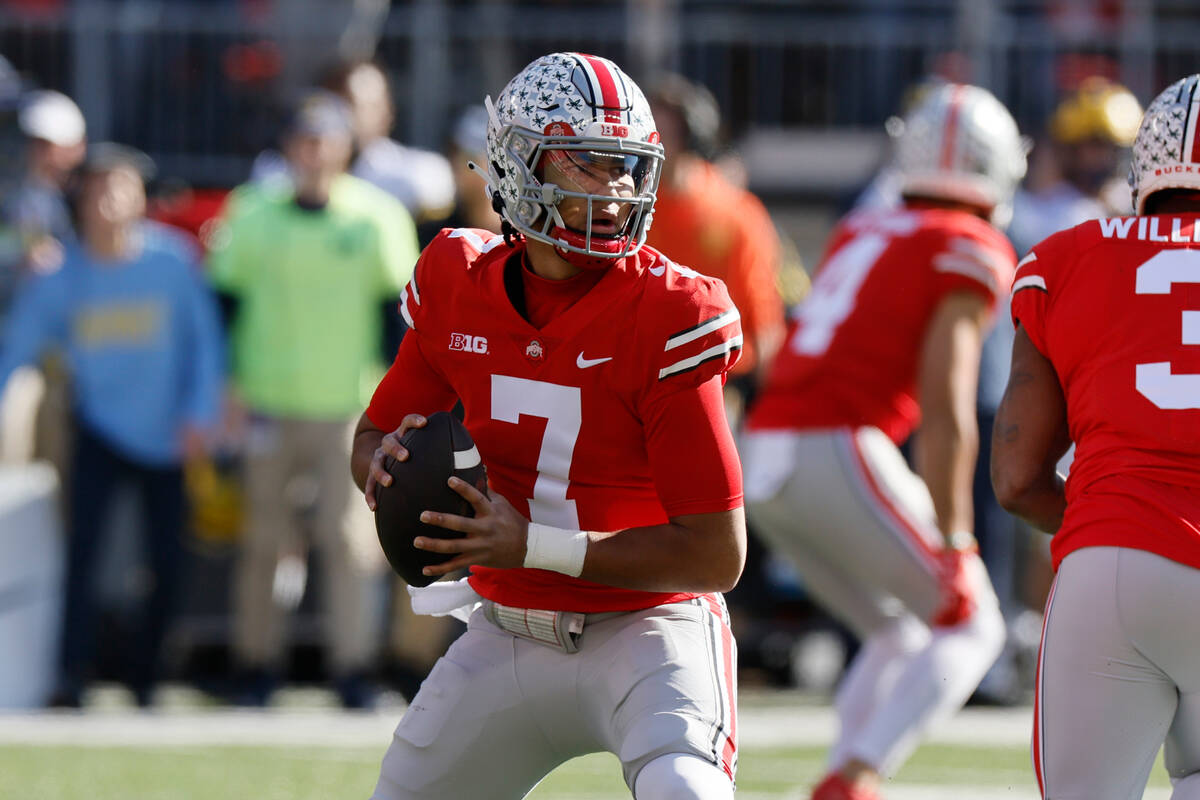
[742,426,1005,776]
[1036,546,1200,800]
[371,598,737,799]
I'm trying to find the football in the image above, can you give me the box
[373,411,488,587]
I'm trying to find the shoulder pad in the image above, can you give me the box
[399,228,507,331]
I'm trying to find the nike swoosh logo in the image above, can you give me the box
[576,353,613,369]
[649,265,666,276]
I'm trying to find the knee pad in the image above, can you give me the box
[634,754,734,800]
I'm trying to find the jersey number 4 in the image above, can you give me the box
[1135,250,1200,410]
[790,232,890,356]
[491,375,582,528]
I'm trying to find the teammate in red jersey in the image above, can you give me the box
[741,83,1026,800]
[350,53,745,800]
[993,74,1200,800]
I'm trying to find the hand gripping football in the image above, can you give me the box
[373,411,488,587]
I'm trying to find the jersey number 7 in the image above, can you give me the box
[491,375,582,528]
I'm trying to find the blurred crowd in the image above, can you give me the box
[0,44,1146,712]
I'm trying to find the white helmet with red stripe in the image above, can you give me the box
[891,83,1028,227]
[483,52,664,268]
[1130,74,1200,214]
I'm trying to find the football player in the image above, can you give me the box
[992,75,1200,800]
[740,84,1024,800]
[351,53,745,800]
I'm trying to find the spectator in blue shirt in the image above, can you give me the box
[0,143,225,707]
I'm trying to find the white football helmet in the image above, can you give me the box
[483,52,664,269]
[891,83,1028,228]
[1129,74,1200,214]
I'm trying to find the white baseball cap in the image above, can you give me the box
[18,90,86,147]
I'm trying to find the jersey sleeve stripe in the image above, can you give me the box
[659,335,744,380]
[949,235,1010,276]
[399,286,417,330]
[932,253,998,292]
[1016,251,1038,270]
[1012,275,1047,293]
[664,309,741,352]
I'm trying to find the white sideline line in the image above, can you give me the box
[0,704,1033,749]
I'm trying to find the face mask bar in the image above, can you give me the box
[535,181,656,257]
[496,123,664,260]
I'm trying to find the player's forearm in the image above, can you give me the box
[990,405,1068,533]
[351,423,384,493]
[580,508,747,593]
[990,327,1071,534]
[916,415,977,540]
[994,471,1066,534]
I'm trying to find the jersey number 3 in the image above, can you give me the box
[491,375,582,528]
[1135,250,1200,410]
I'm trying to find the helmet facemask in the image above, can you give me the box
[491,112,663,269]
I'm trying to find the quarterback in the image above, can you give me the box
[351,53,745,799]
[741,84,1022,799]
[993,75,1200,800]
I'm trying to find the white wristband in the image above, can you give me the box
[524,522,588,577]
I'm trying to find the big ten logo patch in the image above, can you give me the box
[449,333,489,354]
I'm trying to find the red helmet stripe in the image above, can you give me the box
[577,53,624,123]
[1188,83,1200,164]
[939,84,966,170]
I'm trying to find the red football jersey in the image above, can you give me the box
[748,207,1015,442]
[1011,215,1200,571]
[367,228,744,612]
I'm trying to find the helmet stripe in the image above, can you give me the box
[939,84,966,170]
[1187,79,1200,164]
[577,53,624,123]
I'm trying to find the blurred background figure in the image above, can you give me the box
[0,89,86,467]
[322,59,455,228]
[4,89,85,278]
[742,83,1023,800]
[209,90,418,709]
[252,60,455,233]
[416,104,500,244]
[1008,77,1143,255]
[645,73,786,424]
[0,143,224,708]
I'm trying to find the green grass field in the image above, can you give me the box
[0,689,1174,799]
[0,741,1171,799]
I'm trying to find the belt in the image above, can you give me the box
[482,600,625,654]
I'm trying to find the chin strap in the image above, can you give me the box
[550,225,629,270]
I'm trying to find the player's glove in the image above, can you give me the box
[931,536,980,627]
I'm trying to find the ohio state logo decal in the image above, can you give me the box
[544,121,575,138]
[525,338,545,362]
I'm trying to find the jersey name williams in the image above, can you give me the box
[1099,216,1200,243]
